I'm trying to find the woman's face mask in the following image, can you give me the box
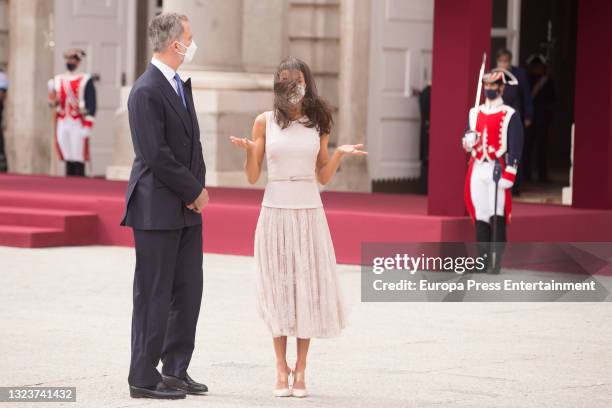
[288,83,306,105]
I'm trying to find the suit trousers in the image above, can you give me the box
[128,224,203,387]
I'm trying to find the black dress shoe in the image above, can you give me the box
[162,372,208,394]
[129,381,186,399]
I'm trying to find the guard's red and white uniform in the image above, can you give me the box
[51,72,95,162]
[464,97,523,223]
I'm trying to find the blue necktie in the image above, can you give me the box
[173,73,187,109]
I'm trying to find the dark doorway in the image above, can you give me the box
[519,0,577,181]
[491,0,578,203]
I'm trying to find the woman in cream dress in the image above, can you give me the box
[230,56,367,398]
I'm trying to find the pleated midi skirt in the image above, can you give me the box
[254,206,347,338]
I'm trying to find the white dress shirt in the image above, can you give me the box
[150,57,179,95]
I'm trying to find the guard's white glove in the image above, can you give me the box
[498,178,513,190]
[462,130,478,152]
[498,166,518,189]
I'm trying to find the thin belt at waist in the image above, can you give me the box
[267,175,316,182]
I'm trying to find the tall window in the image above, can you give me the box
[491,0,521,65]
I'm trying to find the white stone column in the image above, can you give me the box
[164,0,243,72]
[108,0,283,186]
[5,0,54,174]
[562,124,575,205]
[327,0,371,192]
[167,0,280,187]
[242,0,287,73]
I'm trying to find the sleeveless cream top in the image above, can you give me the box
[261,110,323,209]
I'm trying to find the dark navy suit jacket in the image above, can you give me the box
[120,63,205,230]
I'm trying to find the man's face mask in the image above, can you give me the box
[66,62,78,72]
[288,83,306,105]
[485,88,500,100]
[176,40,198,63]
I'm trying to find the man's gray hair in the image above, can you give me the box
[148,12,188,53]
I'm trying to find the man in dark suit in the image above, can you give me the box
[120,12,209,400]
[496,49,534,196]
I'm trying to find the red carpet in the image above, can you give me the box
[1,174,612,265]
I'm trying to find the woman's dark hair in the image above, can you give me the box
[273,56,333,136]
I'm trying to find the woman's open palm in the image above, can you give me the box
[229,135,255,150]
[337,144,368,156]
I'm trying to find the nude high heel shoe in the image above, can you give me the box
[291,370,308,398]
[273,366,292,397]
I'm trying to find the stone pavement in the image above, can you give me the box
[0,246,611,408]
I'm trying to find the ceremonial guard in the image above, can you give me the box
[48,48,97,176]
[462,71,524,273]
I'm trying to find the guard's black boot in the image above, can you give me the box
[487,216,506,274]
[474,220,491,273]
